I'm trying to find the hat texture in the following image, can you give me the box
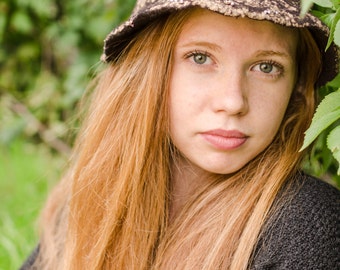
[102,0,339,87]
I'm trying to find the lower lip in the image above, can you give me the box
[201,134,247,150]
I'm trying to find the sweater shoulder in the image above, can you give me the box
[252,173,340,269]
[288,173,339,223]
[296,173,339,205]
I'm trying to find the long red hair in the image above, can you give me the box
[35,8,321,270]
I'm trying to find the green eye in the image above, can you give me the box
[259,63,273,73]
[193,53,208,64]
[251,61,283,78]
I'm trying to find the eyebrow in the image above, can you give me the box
[254,50,292,60]
[179,41,222,52]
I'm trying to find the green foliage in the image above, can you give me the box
[301,0,340,184]
[0,140,64,269]
[0,0,135,267]
[301,90,340,150]
[0,0,136,150]
[328,125,340,174]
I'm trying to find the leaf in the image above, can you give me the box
[313,0,333,8]
[301,0,314,16]
[301,110,340,150]
[331,0,340,8]
[300,0,333,16]
[0,11,5,42]
[334,151,340,175]
[318,12,335,28]
[327,72,340,88]
[327,126,340,153]
[327,125,340,174]
[29,0,56,18]
[300,90,340,150]
[334,19,340,46]
[11,11,33,34]
[326,8,340,49]
[310,90,340,122]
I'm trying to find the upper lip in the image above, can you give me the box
[202,129,247,138]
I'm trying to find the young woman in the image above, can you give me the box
[21,0,339,269]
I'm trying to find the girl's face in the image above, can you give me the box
[169,9,298,175]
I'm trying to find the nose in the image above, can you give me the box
[211,71,248,116]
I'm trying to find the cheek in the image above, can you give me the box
[252,86,293,136]
[272,89,294,123]
[169,78,209,120]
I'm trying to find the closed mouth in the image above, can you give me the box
[201,129,248,150]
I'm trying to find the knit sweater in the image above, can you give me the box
[20,173,340,269]
[250,173,339,269]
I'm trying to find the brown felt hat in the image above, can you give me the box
[102,0,339,87]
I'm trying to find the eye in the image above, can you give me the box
[185,51,213,65]
[252,61,283,76]
[193,53,208,64]
[259,63,274,73]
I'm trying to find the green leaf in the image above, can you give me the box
[327,126,340,174]
[301,0,334,17]
[11,11,33,34]
[301,0,314,16]
[0,7,6,42]
[334,150,340,175]
[310,90,340,122]
[334,19,340,46]
[327,73,340,88]
[29,0,57,19]
[331,0,340,9]
[318,13,335,28]
[301,110,340,150]
[327,126,340,153]
[326,8,340,49]
[301,90,340,150]
[313,0,333,8]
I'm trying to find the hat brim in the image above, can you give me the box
[102,0,339,87]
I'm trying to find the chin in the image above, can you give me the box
[203,164,244,176]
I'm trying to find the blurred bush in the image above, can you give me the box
[0,0,135,155]
[0,0,135,264]
[0,1,135,266]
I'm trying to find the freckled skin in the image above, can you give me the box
[169,10,298,175]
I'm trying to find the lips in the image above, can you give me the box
[201,129,248,150]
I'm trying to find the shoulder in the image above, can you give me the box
[287,173,339,224]
[252,173,340,270]
[295,172,339,204]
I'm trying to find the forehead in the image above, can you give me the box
[177,9,298,55]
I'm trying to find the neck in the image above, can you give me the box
[169,155,212,222]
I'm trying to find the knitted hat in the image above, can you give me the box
[102,0,339,87]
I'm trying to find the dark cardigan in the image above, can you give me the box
[20,173,340,269]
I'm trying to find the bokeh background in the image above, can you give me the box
[0,0,135,268]
[0,0,339,269]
